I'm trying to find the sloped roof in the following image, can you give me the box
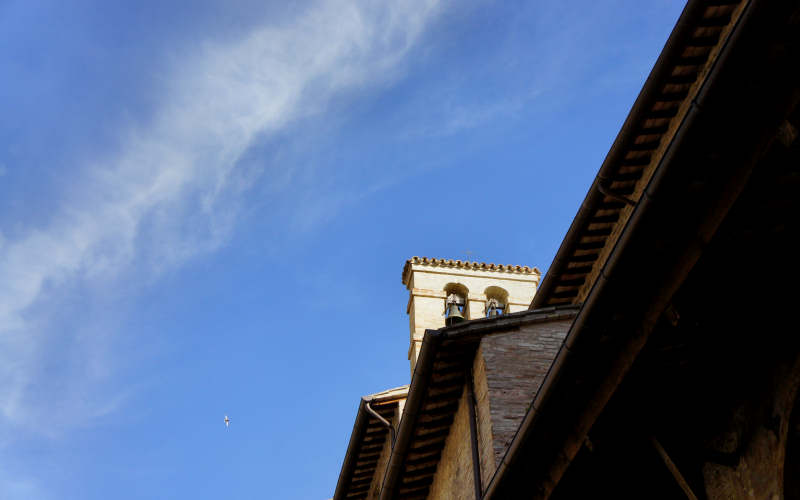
[531,0,745,309]
[379,305,580,499]
[487,0,788,497]
[333,386,409,500]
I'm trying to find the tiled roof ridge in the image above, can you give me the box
[402,256,541,284]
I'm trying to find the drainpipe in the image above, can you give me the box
[364,399,396,447]
[466,369,483,499]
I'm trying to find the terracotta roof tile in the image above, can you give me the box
[402,256,541,285]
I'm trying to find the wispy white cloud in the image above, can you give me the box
[406,88,543,138]
[0,0,442,436]
[0,474,48,500]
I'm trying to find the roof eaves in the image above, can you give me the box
[438,304,581,342]
[333,399,370,500]
[379,327,443,500]
[333,386,409,500]
[489,0,757,496]
[531,0,747,309]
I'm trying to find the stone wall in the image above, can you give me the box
[426,317,572,498]
[473,346,497,490]
[427,386,476,500]
[702,352,800,499]
[480,318,572,464]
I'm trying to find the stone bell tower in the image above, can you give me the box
[401,257,541,375]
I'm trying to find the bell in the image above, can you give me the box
[486,298,501,318]
[445,302,465,326]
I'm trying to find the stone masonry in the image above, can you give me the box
[424,316,573,499]
[426,385,475,500]
[473,348,497,490]
[402,257,540,374]
[479,318,573,465]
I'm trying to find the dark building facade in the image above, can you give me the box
[334,0,800,498]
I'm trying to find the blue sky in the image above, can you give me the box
[0,1,684,498]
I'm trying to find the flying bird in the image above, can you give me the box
[224,415,230,428]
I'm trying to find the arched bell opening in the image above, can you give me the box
[484,286,509,318]
[443,283,469,326]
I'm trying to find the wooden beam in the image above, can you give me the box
[651,437,699,500]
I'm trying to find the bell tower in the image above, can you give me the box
[401,257,541,375]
